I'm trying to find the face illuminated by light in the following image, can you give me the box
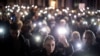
[44,40,55,54]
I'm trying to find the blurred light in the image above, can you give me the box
[93,22,97,25]
[86,7,89,10]
[10,17,13,20]
[88,11,91,14]
[38,13,41,16]
[97,10,100,13]
[7,5,10,8]
[7,9,10,11]
[66,7,69,10]
[20,12,23,15]
[24,11,28,15]
[10,9,13,12]
[35,6,37,8]
[21,6,26,9]
[98,19,100,21]
[78,13,81,16]
[48,14,52,18]
[33,23,37,27]
[35,36,41,43]
[72,20,75,24]
[0,28,4,33]
[82,12,85,15]
[98,25,100,31]
[22,15,25,18]
[71,10,75,13]
[56,9,59,12]
[91,19,95,22]
[38,22,42,26]
[45,7,48,10]
[32,5,34,7]
[7,13,10,16]
[69,13,72,16]
[5,6,7,8]
[27,6,30,9]
[0,12,2,15]
[57,27,67,35]
[41,27,47,32]
[54,13,58,16]
[62,9,66,12]
[76,43,82,49]
[43,11,47,14]
[74,15,77,18]
[40,10,43,13]
[91,11,95,15]
[83,21,88,25]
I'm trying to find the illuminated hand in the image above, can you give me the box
[58,35,69,48]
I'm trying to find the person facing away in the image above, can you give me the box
[4,22,30,56]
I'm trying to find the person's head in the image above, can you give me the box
[82,30,96,46]
[10,23,21,38]
[59,19,66,26]
[71,31,81,42]
[43,35,55,54]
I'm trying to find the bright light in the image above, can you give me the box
[38,22,42,26]
[10,17,13,20]
[22,15,25,18]
[98,25,100,31]
[48,14,52,18]
[35,36,41,43]
[72,20,75,24]
[54,13,58,16]
[91,11,95,15]
[38,13,41,16]
[74,15,77,18]
[88,11,91,14]
[91,19,95,22]
[5,6,7,8]
[10,9,13,12]
[7,13,10,16]
[24,11,28,15]
[69,13,72,16]
[0,28,4,33]
[35,6,37,8]
[56,9,59,12]
[43,11,47,14]
[97,19,100,21]
[20,12,23,15]
[32,5,34,7]
[41,27,46,32]
[33,23,37,27]
[57,27,67,35]
[86,7,89,10]
[78,13,81,16]
[93,22,97,25]
[76,43,82,49]
[45,7,48,10]
[82,12,85,15]
[40,10,43,13]
[27,6,30,9]
[0,12,2,15]
[66,7,69,10]
[83,21,88,25]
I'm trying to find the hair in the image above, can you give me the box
[43,35,55,45]
[82,30,96,43]
[71,31,81,41]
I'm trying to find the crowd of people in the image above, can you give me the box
[0,4,100,56]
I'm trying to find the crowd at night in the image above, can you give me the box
[0,4,100,56]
